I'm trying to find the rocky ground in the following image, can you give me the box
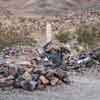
[0,41,100,100]
[0,74,100,100]
[0,0,100,99]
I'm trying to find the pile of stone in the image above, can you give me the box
[66,47,100,73]
[0,41,100,91]
[0,42,70,91]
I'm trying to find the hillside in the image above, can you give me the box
[0,0,100,16]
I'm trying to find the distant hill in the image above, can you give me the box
[0,0,100,16]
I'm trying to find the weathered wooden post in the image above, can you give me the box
[46,22,52,43]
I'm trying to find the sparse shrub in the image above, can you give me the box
[55,23,100,52]
[0,32,37,51]
[55,32,76,43]
[0,18,37,51]
[76,23,100,49]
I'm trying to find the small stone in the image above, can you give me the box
[22,72,32,81]
[20,80,37,91]
[63,77,70,84]
[39,75,49,85]
[37,80,46,90]
[0,77,6,83]
[0,65,9,77]
[17,61,31,66]
[0,77,14,87]
[17,67,25,75]
[57,80,63,85]
[5,80,14,87]
[20,81,30,90]
[8,66,17,76]
[50,77,59,86]
[0,58,6,65]
[0,75,3,79]
[13,80,20,88]
[32,73,40,81]
[29,80,38,91]
[45,70,55,80]
[24,67,33,73]
[33,65,46,75]
[55,69,67,80]
[6,75,14,81]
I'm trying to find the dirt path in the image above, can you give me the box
[0,75,100,100]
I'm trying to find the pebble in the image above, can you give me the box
[50,77,59,86]
[22,72,32,81]
[39,75,49,85]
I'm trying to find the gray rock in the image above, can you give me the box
[22,72,32,81]
[0,65,9,77]
[20,80,37,91]
[29,80,38,91]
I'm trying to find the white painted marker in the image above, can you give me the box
[46,22,52,43]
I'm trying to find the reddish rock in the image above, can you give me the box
[8,67,17,76]
[0,76,14,87]
[55,69,67,80]
[37,80,46,90]
[39,75,49,85]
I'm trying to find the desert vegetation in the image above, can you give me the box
[76,23,100,49]
[0,28,37,51]
[56,22,100,51]
[0,31,37,50]
[55,32,76,43]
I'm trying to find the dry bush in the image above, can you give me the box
[0,31,37,50]
[0,17,37,50]
[76,23,100,49]
[55,32,76,43]
[55,23,100,53]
